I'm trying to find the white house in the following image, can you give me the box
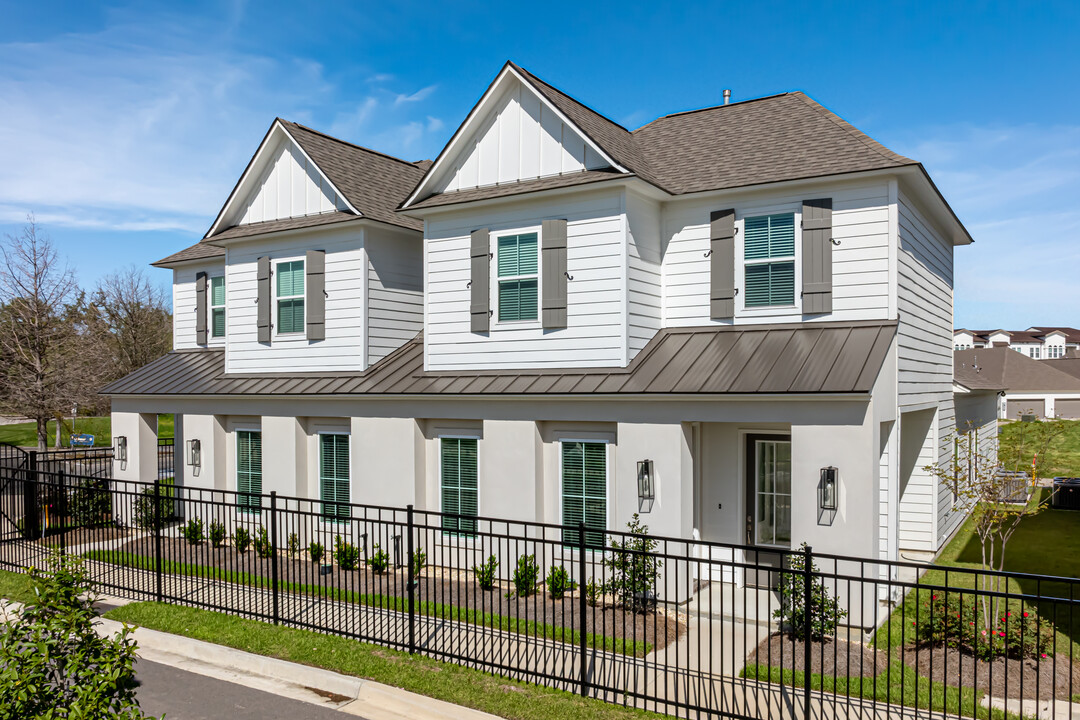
[954,327,1080,359]
[104,61,975,583]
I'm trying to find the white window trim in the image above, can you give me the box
[274,257,306,340]
[557,438,612,554]
[748,436,793,550]
[209,274,226,341]
[436,434,482,545]
[491,226,542,329]
[234,427,263,514]
[316,430,351,525]
[736,209,802,318]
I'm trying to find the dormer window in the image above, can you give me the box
[743,213,795,308]
[496,232,538,322]
[210,276,226,338]
[276,259,305,335]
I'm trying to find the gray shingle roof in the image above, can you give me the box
[208,211,361,242]
[955,348,1080,393]
[407,169,628,210]
[152,242,225,267]
[102,320,895,397]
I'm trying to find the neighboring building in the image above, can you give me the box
[954,347,1080,419]
[104,61,975,584]
[954,327,1080,358]
[952,354,1002,486]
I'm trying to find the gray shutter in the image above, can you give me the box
[257,256,271,344]
[541,219,568,329]
[470,228,490,333]
[195,272,208,345]
[802,198,833,314]
[710,209,736,320]
[306,249,326,341]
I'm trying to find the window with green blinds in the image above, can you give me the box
[561,441,607,548]
[497,233,538,321]
[743,213,795,307]
[210,276,226,338]
[319,434,350,522]
[276,260,305,334]
[440,438,478,535]
[236,430,262,514]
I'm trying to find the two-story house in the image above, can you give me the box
[954,327,1080,358]
[104,62,973,583]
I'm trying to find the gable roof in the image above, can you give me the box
[959,327,1080,345]
[954,348,1080,393]
[152,241,225,267]
[102,319,895,398]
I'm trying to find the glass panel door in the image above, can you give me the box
[754,439,791,546]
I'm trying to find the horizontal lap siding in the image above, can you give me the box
[425,190,627,370]
[173,261,225,350]
[662,182,891,325]
[626,193,662,358]
[225,228,367,373]
[367,230,423,366]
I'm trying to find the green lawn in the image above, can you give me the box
[106,602,666,720]
[0,567,40,605]
[0,414,173,448]
[999,418,1080,478]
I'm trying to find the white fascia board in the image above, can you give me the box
[206,121,360,238]
[401,64,629,209]
[399,175,636,219]
[204,216,372,248]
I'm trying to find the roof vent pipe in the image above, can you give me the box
[723,89,732,105]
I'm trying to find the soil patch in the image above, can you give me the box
[905,644,1080,701]
[97,535,684,652]
[747,633,889,678]
[37,525,133,548]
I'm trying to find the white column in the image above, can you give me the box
[111,411,158,484]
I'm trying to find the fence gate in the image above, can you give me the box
[0,442,31,542]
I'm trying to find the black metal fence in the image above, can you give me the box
[1,465,1078,720]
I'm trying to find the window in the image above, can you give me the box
[1034,346,1041,359]
[319,434,350,522]
[210,276,226,338]
[561,441,607,548]
[276,260,305,334]
[236,430,262,514]
[440,438,478,535]
[743,213,796,308]
[753,439,791,546]
[496,233,538,322]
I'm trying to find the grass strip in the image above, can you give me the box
[0,566,40,605]
[740,663,1008,720]
[107,601,665,720]
[85,549,651,656]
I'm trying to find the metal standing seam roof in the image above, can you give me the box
[102,320,896,397]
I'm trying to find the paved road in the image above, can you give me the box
[134,659,356,720]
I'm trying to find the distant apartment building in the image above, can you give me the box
[953,327,1080,359]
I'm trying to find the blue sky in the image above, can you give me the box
[1,0,1078,329]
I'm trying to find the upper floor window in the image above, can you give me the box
[743,213,795,308]
[210,276,226,338]
[497,232,538,322]
[276,260,305,335]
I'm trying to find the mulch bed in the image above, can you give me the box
[747,633,890,678]
[36,526,133,548]
[100,535,684,652]
[905,644,1080,701]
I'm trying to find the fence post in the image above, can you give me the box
[270,491,279,625]
[578,521,589,698]
[406,504,416,655]
[24,451,39,541]
[58,467,66,555]
[153,479,163,603]
[802,544,813,719]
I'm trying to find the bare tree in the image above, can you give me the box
[90,266,172,378]
[0,217,83,449]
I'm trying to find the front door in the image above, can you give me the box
[744,434,792,588]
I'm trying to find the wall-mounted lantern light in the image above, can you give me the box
[187,439,202,468]
[637,459,655,513]
[115,436,128,463]
[819,466,838,512]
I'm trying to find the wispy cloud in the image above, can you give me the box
[394,85,437,106]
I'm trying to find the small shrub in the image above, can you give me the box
[309,541,325,564]
[208,521,226,548]
[546,565,576,599]
[410,549,427,578]
[69,478,111,526]
[181,518,204,545]
[585,580,603,608]
[233,526,251,554]
[287,533,300,557]
[133,486,172,530]
[512,554,540,597]
[473,554,499,590]
[605,513,660,613]
[912,593,1054,659]
[334,537,359,571]
[368,544,390,574]
[774,542,847,640]
[253,526,274,559]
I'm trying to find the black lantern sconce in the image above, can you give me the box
[187,439,202,468]
[115,436,128,463]
[818,466,838,524]
[637,459,655,513]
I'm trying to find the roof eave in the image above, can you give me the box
[398,174,641,218]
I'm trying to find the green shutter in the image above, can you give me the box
[561,441,606,548]
[236,430,262,514]
[497,234,538,277]
[211,308,226,338]
[497,234,538,321]
[744,213,795,307]
[277,298,304,334]
[276,261,305,334]
[498,279,538,321]
[320,434,350,522]
[276,260,305,297]
[210,276,226,338]
[210,276,225,305]
[441,438,478,535]
[745,262,795,307]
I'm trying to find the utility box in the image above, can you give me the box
[1052,478,1080,510]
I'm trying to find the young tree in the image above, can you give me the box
[0,217,84,449]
